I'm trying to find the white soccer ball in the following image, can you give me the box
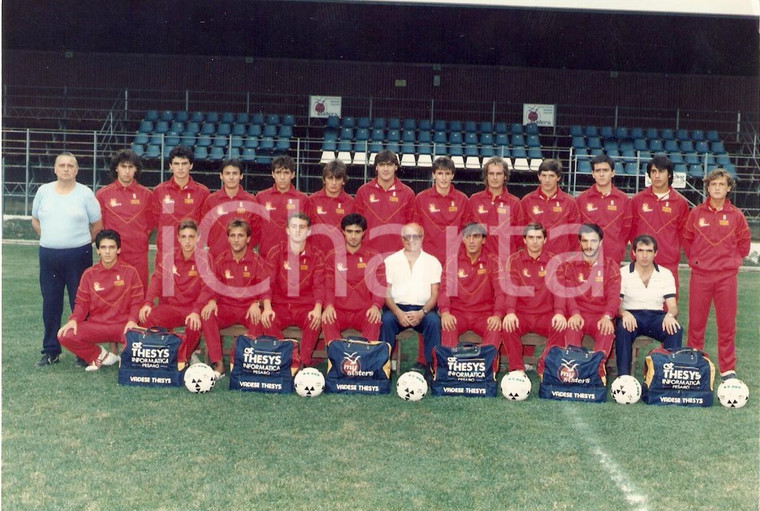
[610,375,642,404]
[294,368,325,398]
[717,379,749,409]
[183,363,216,394]
[396,371,428,401]
[500,371,532,401]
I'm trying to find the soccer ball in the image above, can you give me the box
[717,379,749,409]
[294,368,325,398]
[500,371,531,401]
[610,375,642,404]
[183,363,216,393]
[396,371,428,401]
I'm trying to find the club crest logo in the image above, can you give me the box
[558,359,579,382]
[317,206,327,215]
[369,193,379,203]
[341,352,361,376]
[698,217,709,228]
[532,205,543,215]
[224,270,233,279]
[428,203,440,213]
[642,203,653,212]
[265,202,275,211]
[522,268,531,277]
[478,204,487,214]
[458,269,468,278]
[93,281,104,292]
[337,263,348,272]
[585,203,597,212]
[109,198,121,207]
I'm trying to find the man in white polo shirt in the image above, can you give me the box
[615,234,682,375]
[379,223,442,373]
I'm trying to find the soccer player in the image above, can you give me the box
[139,220,213,371]
[96,149,156,288]
[469,156,524,261]
[355,150,415,256]
[200,159,259,259]
[306,159,356,254]
[262,213,325,366]
[502,223,567,373]
[380,223,442,371]
[413,156,471,264]
[629,155,690,291]
[322,213,386,342]
[438,222,504,350]
[683,168,750,380]
[58,230,143,371]
[521,159,581,257]
[255,155,310,257]
[152,145,210,255]
[200,219,273,378]
[576,154,632,264]
[615,234,682,375]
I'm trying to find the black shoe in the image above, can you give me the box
[722,371,737,381]
[73,356,88,368]
[36,354,60,367]
[411,362,427,374]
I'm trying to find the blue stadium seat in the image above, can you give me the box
[664,139,679,152]
[418,119,432,131]
[526,134,541,147]
[159,110,174,122]
[144,110,159,122]
[480,144,495,158]
[633,138,648,151]
[337,140,352,153]
[247,124,262,137]
[134,133,149,145]
[170,121,185,134]
[266,114,280,126]
[638,150,653,162]
[679,140,695,153]
[649,139,663,152]
[357,117,371,129]
[606,149,620,158]
[387,129,401,142]
[688,164,704,179]
[600,126,614,139]
[185,122,200,135]
[493,122,506,134]
[674,163,687,174]
[702,153,716,167]
[200,123,215,136]
[208,146,224,161]
[417,143,433,167]
[387,118,401,130]
[433,131,447,144]
[228,147,241,160]
[433,120,446,131]
[711,141,726,154]
[341,116,355,129]
[604,139,619,152]
[149,134,163,146]
[465,132,478,145]
[263,124,277,137]
[282,114,295,126]
[220,112,234,124]
[509,123,522,135]
[525,124,539,136]
[216,123,231,136]
[154,120,169,134]
[577,160,592,174]
[614,160,624,174]
[706,130,720,143]
[230,135,244,148]
[495,145,510,159]
[695,141,709,153]
[449,121,462,133]
[528,147,543,160]
[242,148,256,162]
[584,126,598,137]
[371,128,385,142]
[668,152,684,164]
[495,134,509,148]
[512,146,528,159]
[624,162,639,175]
[450,143,464,156]
[661,128,675,140]
[619,139,634,152]
[418,130,432,143]
[575,148,590,161]
[645,128,658,139]
[449,131,463,144]
[235,112,250,124]
[675,129,689,141]
[232,124,247,136]
[203,112,218,123]
[144,144,161,159]
[193,146,208,160]
[373,118,387,130]
[353,128,368,142]
[275,137,290,152]
[131,143,144,157]
[212,135,228,147]
[480,133,494,145]
[386,141,400,154]
[684,152,700,165]
[321,140,337,151]
[691,130,704,141]
[433,142,448,156]
[571,136,586,150]
[587,137,602,150]
[464,121,477,133]
[325,115,339,128]
[402,130,416,143]
[252,113,265,125]
[630,127,644,139]
[165,134,180,147]
[570,125,584,137]
[245,136,259,149]
[615,127,629,139]
[278,125,293,138]
[340,127,354,140]
[511,134,525,147]
[354,140,370,156]
[402,119,416,131]
[190,112,205,123]
[196,135,212,147]
[590,148,604,156]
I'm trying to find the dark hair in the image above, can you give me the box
[646,155,674,186]
[590,154,616,172]
[522,222,547,238]
[271,155,295,172]
[220,159,243,174]
[288,212,311,228]
[168,145,194,164]
[632,234,658,252]
[323,159,348,183]
[537,158,562,179]
[482,156,510,185]
[226,218,251,237]
[178,219,198,233]
[109,149,143,179]
[341,213,367,231]
[432,156,455,175]
[578,223,604,241]
[374,149,399,167]
[96,229,121,249]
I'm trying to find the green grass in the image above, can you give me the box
[3,243,759,510]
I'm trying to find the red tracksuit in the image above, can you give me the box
[413,185,471,264]
[201,188,260,259]
[255,185,310,257]
[96,180,156,288]
[141,248,215,363]
[438,249,505,348]
[264,241,326,364]
[59,259,144,363]
[683,199,750,374]
[306,188,356,255]
[152,176,210,254]
[630,186,690,290]
[577,184,632,264]
[521,188,581,257]
[503,249,565,371]
[201,249,273,363]
[355,177,415,256]
[323,245,386,342]
[469,188,525,261]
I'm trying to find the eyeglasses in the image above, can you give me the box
[401,234,422,241]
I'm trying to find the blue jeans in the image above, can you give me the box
[39,244,92,355]
[380,305,441,365]
[615,309,682,375]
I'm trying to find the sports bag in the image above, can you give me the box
[325,337,391,395]
[538,345,607,402]
[431,343,499,397]
[118,326,183,387]
[642,347,715,406]
[229,335,300,393]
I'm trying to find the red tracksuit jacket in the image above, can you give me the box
[152,176,210,252]
[559,256,621,318]
[576,184,632,263]
[266,240,326,307]
[438,249,505,317]
[324,245,386,312]
[306,188,356,254]
[144,248,214,314]
[96,180,156,257]
[255,185,310,257]
[469,188,525,259]
[355,177,415,255]
[504,249,564,316]
[413,185,472,264]
[209,249,273,309]
[201,188,260,258]
[521,188,581,257]
[70,259,143,324]
[683,199,751,272]
[629,186,690,267]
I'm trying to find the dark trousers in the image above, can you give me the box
[380,305,441,365]
[39,244,92,355]
[615,309,682,376]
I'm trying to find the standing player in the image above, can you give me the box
[322,213,386,342]
[307,159,356,255]
[152,145,210,255]
[576,154,632,264]
[469,156,524,261]
[413,156,471,264]
[58,230,142,371]
[201,159,259,259]
[96,149,156,288]
[255,155,309,257]
[139,220,213,371]
[683,168,750,380]
[521,159,581,257]
[263,213,325,366]
[355,150,415,256]
[630,155,690,291]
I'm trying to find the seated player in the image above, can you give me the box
[615,234,682,375]
[502,223,567,374]
[379,223,442,371]
[200,219,273,378]
[139,220,213,371]
[262,213,325,366]
[322,213,386,343]
[438,223,504,350]
[58,229,143,371]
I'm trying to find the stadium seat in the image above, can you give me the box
[144,110,159,122]
[569,125,584,137]
[275,137,290,152]
[661,128,674,140]
[716,154,731,167]
[204,112,218,123]
[263,124,278,137]
[165,134,180,147]
[615,127,629,139]
[493,122,506,134]
[571,136,586,150]
[619,139,634,152]
[674,163,687,173]
[400,143,416,167]
[679,140,694,153]
[463,132,478,146]
[230,135,244,148]
[340,116,355,129]
[645,128,658,139]
[584,126,598,137]
[433,142,448,156]
[266,114,280,126]
[449,120,462,133]
[449,131,463,144]
[480,144,495,159]
[158,110,173,122]
[663,139,679,152]
[232,124,247,136]
[371,128,385,142]
[353,141,369,166]
[190,112,205,123]
[512,146,528,159]
[355,128,370,141]
[450,144,465,169]
[149,133,163,146]
[575,147,590,161]
[185,122,200,135]
[235,112,250,124]
[169,121,185,134]
[684,152,700,165]
[668,152,684,164]
[526,134,540,147]
[142,144,160,159]
[196,135,211,147]
[691,129,704,141]
[282,114,295,126]
[711,141,726,154]
[247,124,262,137]
[131,143,144,157]
[417,143,433,168]
[464,145,480,169]
[590,148,604,157]
[649,139,664,152]
[633,138,648,151]
[251,113,265,125]
[587,137,602,150]
[242,148,256,162]
[418,130,432,143]
[624,162,639,175]
[527,147,543,160]
[604,139,619,152]
[614,160,624,174]
[153,120,169,134]
[495,133,509,148]
[319,147,335,164]
[638,150,653,162]
[464,121,477,133]
[245,136,259,149]
[480,133,494,145]
[387,129,401,142]
[259,136,275,152]
[373,118,387,129]
[325,115,339,129]
[402,118,416,131]
[600,126,614,139]
[433,130,447,144]
[200,123,215,136]
[133,133,149,145]
[630,127,644,139]
[340,127,354,140]
[418,119,432,131]
[353,117,368,129]
[228,147,241,160]
[695,141,709,153]
[688,164,704,179]
[702,153,716,167]
[193,146,208,160]
[577,160,592,174]
[529,158,542,172]
[219,112,233,124]
[387,118,401,130]
[675,129,689,141]
[525,123,539,136]
[216,123,231,136]
[513,157,530,172]
[706,130,720,143]
[402,130,416,143]
[433,120,446,131]
[495,145,510,159]
[212,135,227,147]
[279,125,293,138]
[510,123,523,135]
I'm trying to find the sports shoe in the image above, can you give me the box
[721,371,737,381]
[411,362,427,374]
[85,348,120,372]
[73,356,88,368]
[212,361,226,380]
[190,352,202,366]
[36,353,60,367]
[525,363,536,372]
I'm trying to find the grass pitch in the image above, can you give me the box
[2,243,759,510]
